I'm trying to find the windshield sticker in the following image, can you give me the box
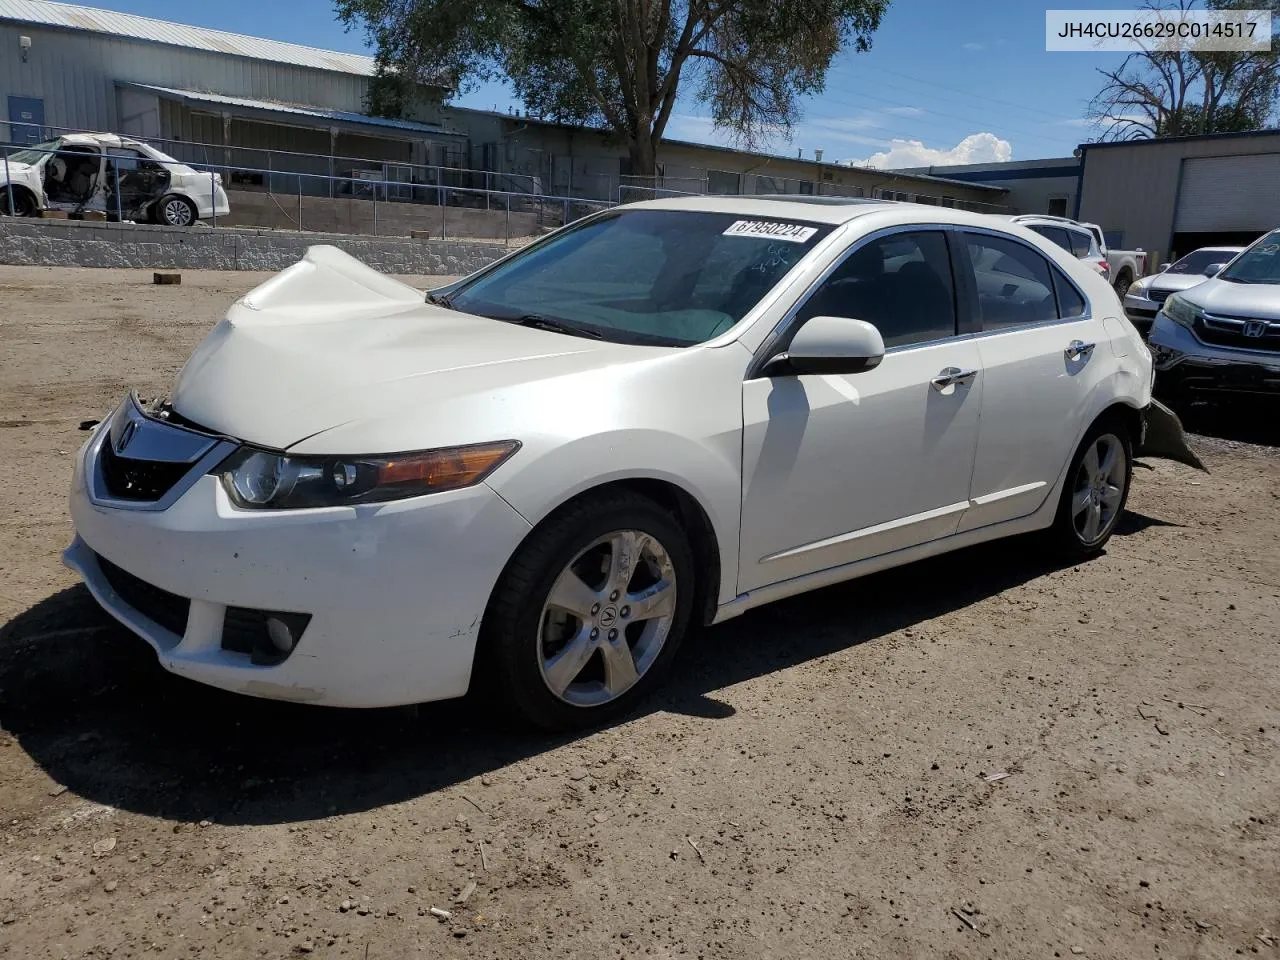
[723,220,818,243]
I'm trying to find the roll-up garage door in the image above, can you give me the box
[1174,154,1280,233]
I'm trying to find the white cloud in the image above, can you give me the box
[841,132,1014,169]
[962,42,984,51]
[884,105,924,116]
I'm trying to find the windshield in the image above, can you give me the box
[1219,232,1280,284]
[446,209,832,346]
[7,139,59,165]
[1169,249,1237,275]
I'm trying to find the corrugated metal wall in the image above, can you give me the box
[1079,132,1280,256]
[0,21,369,135]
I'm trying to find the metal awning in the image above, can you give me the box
[118,82,466,140]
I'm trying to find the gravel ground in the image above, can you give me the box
[0,265,1277,960]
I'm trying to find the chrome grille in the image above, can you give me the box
[87,395,237,511]
[1196,313,1280,352]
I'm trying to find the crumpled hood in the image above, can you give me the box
[171,246,662,450]
[1178,276,1280,321]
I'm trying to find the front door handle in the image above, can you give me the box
[931,367,978,391]
[1065,340,1096,361]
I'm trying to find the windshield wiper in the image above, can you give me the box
[507,314,604,340]
[425,291,455,308]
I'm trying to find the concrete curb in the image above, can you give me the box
[0,218,510,274]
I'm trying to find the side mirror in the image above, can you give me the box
[1203,262,1226,277]
[763,315,886,377]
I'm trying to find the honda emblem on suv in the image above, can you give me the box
[1243,320,1268,338]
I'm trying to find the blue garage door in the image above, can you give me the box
[7,96,45,145]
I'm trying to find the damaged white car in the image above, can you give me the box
[65,197,1203,730]
[1,132,229,225]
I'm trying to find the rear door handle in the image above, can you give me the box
[931,367,978,391]
[1065,340,1096,361]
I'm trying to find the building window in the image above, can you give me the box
[708,169,742,194]
[1047,196,1069,217]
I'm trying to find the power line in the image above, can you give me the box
[857,62,1090,125]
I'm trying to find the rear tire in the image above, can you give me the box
[1046,419,1133,560]
[480,490,696,732]
[1114,271,1133,299]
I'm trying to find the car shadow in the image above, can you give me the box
[1166,396,1280,447]
[1113,510,1185,536]
[0,534,1094,826]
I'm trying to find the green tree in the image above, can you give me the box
[337,0,889,176]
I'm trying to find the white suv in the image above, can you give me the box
[1,132,229,225]
[66,197,1201,729]
[1011,215,1111,281]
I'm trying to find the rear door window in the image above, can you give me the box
[1066,229,1092,259]
[961,232,1059,330]
[1029,225,1073,253]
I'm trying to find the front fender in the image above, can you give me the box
[486,427,742,606]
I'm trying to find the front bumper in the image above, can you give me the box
[1122,291,1161,330]
[66,428,531,707]
[1149,313,1280,397]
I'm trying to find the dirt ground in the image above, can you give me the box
[0,265,1277,960]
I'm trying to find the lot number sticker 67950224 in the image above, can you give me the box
[722,220,819,243]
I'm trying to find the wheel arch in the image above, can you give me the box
[494,476,725,628]
[1,183,38,215]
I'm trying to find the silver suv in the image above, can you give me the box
[1149,229,1280,402]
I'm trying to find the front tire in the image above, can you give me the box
[1047,420,1132,560]
[481,490,696,731]
[2,187,37,217]
[156,194,197,227]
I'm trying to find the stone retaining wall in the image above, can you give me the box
[0,218,511,275]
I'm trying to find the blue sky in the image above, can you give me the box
[79,0,1141,166]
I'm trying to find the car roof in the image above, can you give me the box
[1006,215,1092,233]
[621,194,1024,230]
[1189,245,1245,254]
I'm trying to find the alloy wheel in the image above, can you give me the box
[162,197,194,226]
[537,529,678,708]
[1071,432,1127,545]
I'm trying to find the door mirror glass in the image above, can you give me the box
[765,315,886,376]
[1203,262,1226,277]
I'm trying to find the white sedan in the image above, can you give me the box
[65,197,1201,729]
[2,132,229,225]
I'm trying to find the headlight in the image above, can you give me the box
[1162,293,1202,328]
[1127,277,1149,296]
[215,440,520,509]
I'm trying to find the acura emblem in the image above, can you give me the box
[116,419,138,453]
[1243,320,1268,338]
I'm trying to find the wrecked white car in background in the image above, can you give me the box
[1,132,229,225]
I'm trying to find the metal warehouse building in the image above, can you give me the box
[0,0,465,177]
[0,0,1010,211]
[1077,131,1280,260]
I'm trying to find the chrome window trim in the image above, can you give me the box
[86,394,238,513]
[747,222,1093,378]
